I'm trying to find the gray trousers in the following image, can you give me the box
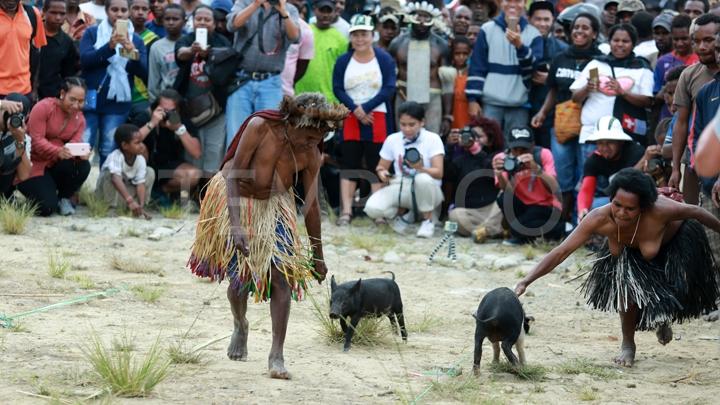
[95,168,155,207]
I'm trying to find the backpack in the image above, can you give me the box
[23,4,41,95]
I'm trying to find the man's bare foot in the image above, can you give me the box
[614,343,636,367]
[227,319,248,361]
[268,354,290,380]
[703,309,719,322]
[656,323,673,345]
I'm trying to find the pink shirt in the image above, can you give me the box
[26,97,86,179]
[494,148,561,209]
[281,19,314,96]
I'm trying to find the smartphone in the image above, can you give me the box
[589,67,599,83]
[66,143,91,156]
[507,16,518,32]
[195,28,208,50]
[115,19,129,39]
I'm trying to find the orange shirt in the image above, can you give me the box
[452,71,470,130]
[0,6,47,95]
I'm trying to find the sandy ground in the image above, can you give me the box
[1,209,719,404]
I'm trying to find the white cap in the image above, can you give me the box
[586,116,633,142]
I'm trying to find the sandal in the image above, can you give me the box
[335,213,352,226]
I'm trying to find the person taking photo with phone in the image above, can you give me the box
[16,77,90,216]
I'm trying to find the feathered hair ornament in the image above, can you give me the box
[279,93,349,131]
[403,1,442,27]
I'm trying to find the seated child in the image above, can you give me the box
[96,124,154,218]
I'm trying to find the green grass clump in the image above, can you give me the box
[558,358,619,379]
[79,187,110,218]
[112,331,136,353]
[166,341,202,364]
[0,198,36,234]
[82,332,170,397]
[523,245,537,260]
[159,204,185,219]
[131,285,165,303]
[306,289,390,346]
[123,227,142,238]
[429,377,505,404]
[579,387,599,401]
[407,312,442,333]
[488,361,548,381]
[69,274,95,289]
[48,251,71,279]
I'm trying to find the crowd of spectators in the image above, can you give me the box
[2,0,720,247]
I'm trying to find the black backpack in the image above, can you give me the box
[23,4,40,92]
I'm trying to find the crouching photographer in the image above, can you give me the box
[0,94,32,198]
[364,102,444,238]
[492,126,564,246]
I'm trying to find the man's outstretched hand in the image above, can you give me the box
[514,280,528,297]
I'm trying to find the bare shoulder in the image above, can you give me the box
[652,195,699,220]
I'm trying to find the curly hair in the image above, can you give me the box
[278,93,349,131]
[605,168,658,209]
[468,116,504,153]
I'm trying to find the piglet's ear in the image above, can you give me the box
[471,312,478,320]
[330,275,337,291]
[350,279,362,293]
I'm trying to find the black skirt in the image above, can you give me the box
[581,220,720,331]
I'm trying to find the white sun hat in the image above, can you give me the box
[586,116,633,142]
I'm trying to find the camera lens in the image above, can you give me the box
[8,113,23,129]
[503,156,517,172]
[404,148,421,165]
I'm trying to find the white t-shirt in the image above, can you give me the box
[634,40,659,68]
[344,56,386,113]
[569,59,654,143]
[101,149,148,185]
[79,2,107,25]
[379,128,445,186]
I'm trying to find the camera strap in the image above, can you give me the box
[397,174,419,223]
[258,7,285,56]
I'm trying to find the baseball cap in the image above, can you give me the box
[529,1,555,17]
[3,93,31,116]
[617,0,645,14]
[586,116,633,142]
[507,127,535,149]
[349,14,374,32]
[653,12,674,32]
[604,0,619,9]
[314,0,335,10]
[211,0,233,14]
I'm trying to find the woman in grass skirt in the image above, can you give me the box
[516,168,720,367]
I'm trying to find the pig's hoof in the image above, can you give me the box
[269,359,291,380]
[227,330,248,361]
[656,323,673,345]
[343,346,351,352]
[613,345,636,367]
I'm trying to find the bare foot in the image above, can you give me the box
[227,319,248,361]
[703,309,719,322]
[268,354,291,380]
[614,343,636,367]
[656,323,673,345]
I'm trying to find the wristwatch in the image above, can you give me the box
[15,140,25,150]
[279,13,289,19]
[175,125,188,136]
[145,121,155,131]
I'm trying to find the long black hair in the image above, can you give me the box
[605,168,658,209]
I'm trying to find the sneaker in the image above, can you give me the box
[416,219,435,238]
[502,237,525,246]
[58,198,75,216]
[392,216,409,235]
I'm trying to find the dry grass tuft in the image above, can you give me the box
[131,285,165,303]
[488,361,548,381]
[48,250,71,279]
[0,198,36,234]
[69,274,95,289]
[166,341,203,364]
[558,358,619,379]
[159,204,185,219]
[79,187,110,218]
[110,256,163,275]
[579,387,599,401]
[407,312,442,333]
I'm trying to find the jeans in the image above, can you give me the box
[591,196,610,210]
[83,112,128,166]
[225,75,283,150]
[550,132,596,193]
[482,104,529,141]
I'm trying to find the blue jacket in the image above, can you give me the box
[691,73,720,194]
[465,13,544,107]
[80,26,147,115]
[332,46,397,138]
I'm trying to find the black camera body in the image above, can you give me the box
[163,110,181,126]
[8,112,24,129]
[460,126,474,145]
[503,155,520,173]
[267,0,280,6]
[404,147,422,165]
[646,156,667,173]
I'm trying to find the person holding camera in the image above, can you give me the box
[225,0,301,149]
[577,116,648,223]
[79,0,148,166]
[364,101,444,238]
[16,78,90,216]
[136,89,201,203]
[492,126,563,245]
[0,94,32,199]
[446,117,505,242]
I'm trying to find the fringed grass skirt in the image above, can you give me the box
[187,173,312,302]
[581,220,720,330]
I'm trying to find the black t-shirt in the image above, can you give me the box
[448,150,499,209]
[38,31,79,99]
[144,119,199,170]
[547,49,599,104]
[0,131,20,175]
[583,142,644,196]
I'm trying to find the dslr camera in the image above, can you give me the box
[503,155,522,174]
[646,156,667,173]
[460,126,474,145]
[267,0,280,6]
[162,109,181,126]
[6,112,24,129]
[404,147,422,166]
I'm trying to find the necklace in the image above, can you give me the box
[616,213,641,245]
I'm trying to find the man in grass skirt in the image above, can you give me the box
[188,93,348,379]
[516,168,720,367]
